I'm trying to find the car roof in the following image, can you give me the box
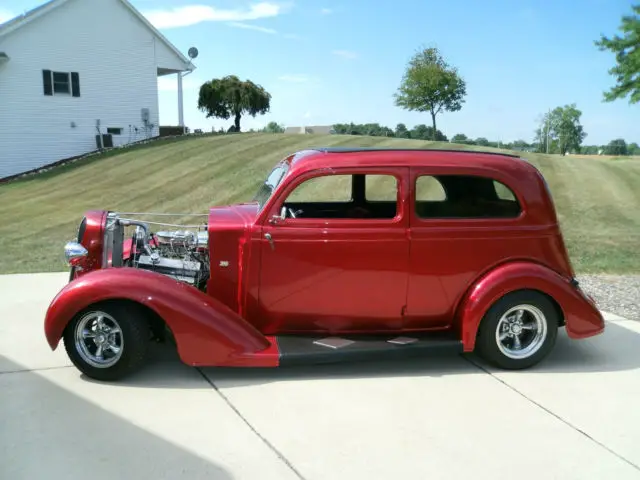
[285,147,537,178]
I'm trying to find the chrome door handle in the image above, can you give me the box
[265,233,275,250]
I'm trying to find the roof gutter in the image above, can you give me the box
[181,58,196,78]
[182,68,194,78]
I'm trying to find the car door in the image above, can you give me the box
[256,167,410,335]
[405,166,526,330]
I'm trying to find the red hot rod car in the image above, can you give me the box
[44,147,605,380]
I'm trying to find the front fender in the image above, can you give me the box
[456,261,605,352]
[44,268,271,366]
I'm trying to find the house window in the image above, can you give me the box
[107,128,122,135]
[415,174,522,219]
[43,70,80,97]
[53,72,70,93]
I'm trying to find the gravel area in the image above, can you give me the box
[577,274,640,321]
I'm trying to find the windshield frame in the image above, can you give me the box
[253,162,290,212]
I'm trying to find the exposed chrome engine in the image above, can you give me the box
[103,212,210,290]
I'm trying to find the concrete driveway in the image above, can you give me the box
[1,272,640,480]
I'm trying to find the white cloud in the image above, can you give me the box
[332,49,357,59]
[278,74,310,83]
[228,21,277,34]
[0,9,15,24]
[303,111,311,119]
[143,2,283,29]
[157,75,202,92]
[320,8,333,14]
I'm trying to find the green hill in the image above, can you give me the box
[0,133,638,274]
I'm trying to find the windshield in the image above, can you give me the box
[252,163,289,211]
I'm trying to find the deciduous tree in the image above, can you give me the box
[605,138,629,155]
[594,4,640,104]
[394,47,466,139]
[451,133,472,144]
[535,105,587,155]
[550,104,587,154]
[410,124,448,141]
[263,121,285,133]
[395,123,410,138]
[198,75,271,132]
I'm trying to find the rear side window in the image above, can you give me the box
[416,176,446,201]
[415,174,521,219]
[493,181,516,201]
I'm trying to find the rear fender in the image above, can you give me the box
[455,261,604,352]
[44,268,271,366]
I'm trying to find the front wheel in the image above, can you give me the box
[475,290,558,370]
[63,302,150,381]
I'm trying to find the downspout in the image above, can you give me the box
[178,63,195,135]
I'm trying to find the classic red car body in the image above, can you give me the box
[44,148,605,373]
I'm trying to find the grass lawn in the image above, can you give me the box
[0,133,638,274]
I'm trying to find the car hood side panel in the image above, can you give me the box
[206,203,259,314]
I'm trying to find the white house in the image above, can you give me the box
[0,0,195,179]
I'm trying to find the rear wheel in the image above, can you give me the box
[475,290,558,369]
[63,302,150,381]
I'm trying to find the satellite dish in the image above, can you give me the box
[188,47,199,59]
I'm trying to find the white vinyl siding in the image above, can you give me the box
[0,0,187,179]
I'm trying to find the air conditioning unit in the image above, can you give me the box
[95,133,113,149]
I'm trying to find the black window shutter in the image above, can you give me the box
[42,70,52,96]
[71,72,80,97]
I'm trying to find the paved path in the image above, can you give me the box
[1,272,640,480]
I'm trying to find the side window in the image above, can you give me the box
[493,180,516,201]
[365,174,398,202]
[286,174,352,203]
[415,174,521,219]
[416,175,446,201]
[283,173,398,219]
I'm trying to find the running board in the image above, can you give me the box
[276,333,463,367]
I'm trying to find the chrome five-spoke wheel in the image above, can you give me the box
[75,311,124,368]
[476,291,558,370]
[495,305,547,359]
[63,302,150,381]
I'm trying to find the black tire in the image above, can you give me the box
[63,301,150,381]
[475,290,558,370]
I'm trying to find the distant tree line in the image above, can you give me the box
[582,140,640,156]
[329,122,532,150]
[332,123,448,141]
[332,120,639,155]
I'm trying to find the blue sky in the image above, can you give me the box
[1,0,639,144]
